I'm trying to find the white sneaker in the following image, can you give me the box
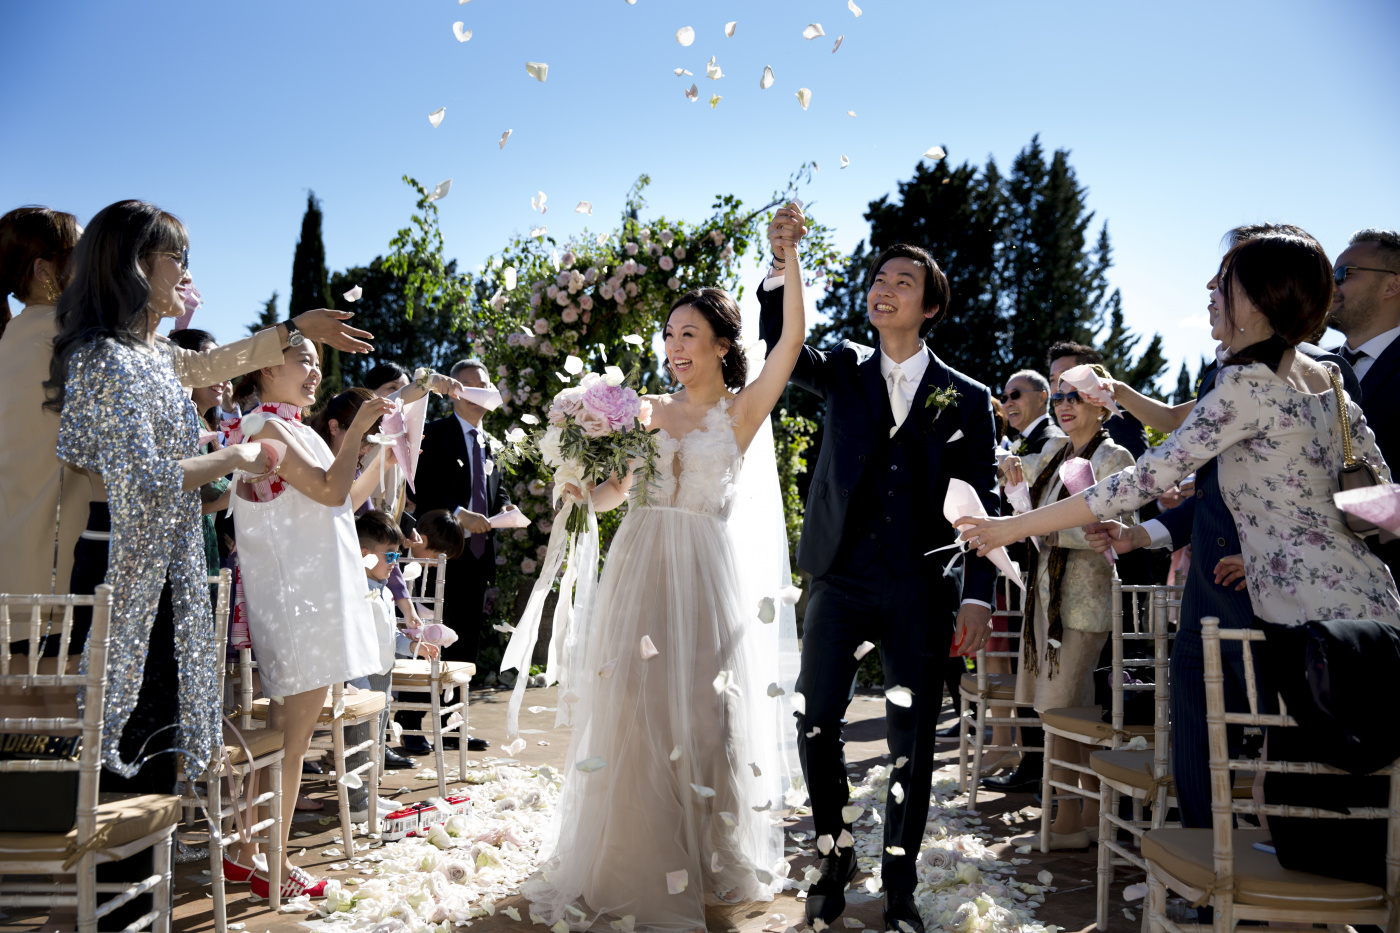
[348,797,401,822]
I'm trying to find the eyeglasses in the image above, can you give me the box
[157,248,190,272]
[1335,264,1395,285]
[1050,391,1084,406]
[383,551,400,565]
[1000,389,1024,403]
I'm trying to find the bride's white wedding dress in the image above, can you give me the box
[523,397,798,932]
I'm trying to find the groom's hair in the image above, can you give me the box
[865,244,950,337]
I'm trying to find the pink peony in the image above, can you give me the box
[561,307,579,323]
[579,295,594,311]
[659,256,675,271]
[533,318,550,335]
[580,376,643,434]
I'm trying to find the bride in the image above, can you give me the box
[520,232,808,931]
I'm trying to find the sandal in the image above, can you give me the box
[251,864,328,900]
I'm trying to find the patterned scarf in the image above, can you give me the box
[1021,429,1108,678]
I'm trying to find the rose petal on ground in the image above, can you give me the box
[526,61,548,82]
[503,737,527,756]
[841,805,864,823]
[796,88,811,109]
[639,635,659,659]
[428,107,445,128]
[760,65,775,89]
[802,23,825,39]
[676,26,695,46]
[452,22,471,41]
[1015,844,1032,854]
[1038,869,1054,885]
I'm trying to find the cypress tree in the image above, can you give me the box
[1172,361,1193,404]
[289,192,340,394]
[247,291,279,336]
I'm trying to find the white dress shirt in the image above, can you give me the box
[1339,323,1400,382]
[455,412,483,450]
[879,344,930,431]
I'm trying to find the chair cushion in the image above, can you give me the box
[0,792,181,866]
[251,691,385,723]
[1041,705,1154,742]
[392,660,476,689]
[959,672,1016,701]
[1142,827,1385,912]
[1091,748,1172,794]
[222,727,285,766]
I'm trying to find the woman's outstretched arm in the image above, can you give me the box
[731,238,806,452]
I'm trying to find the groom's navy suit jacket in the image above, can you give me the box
[758,285,1001,606]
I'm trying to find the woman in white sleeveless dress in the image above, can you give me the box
[222,339,394,899]
[523,239,808,932]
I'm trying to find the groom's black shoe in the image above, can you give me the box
[883,890,925,933]
[805,847,857,927]
[980,753,1042,794]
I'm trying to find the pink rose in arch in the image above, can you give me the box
[659,256,675,271]
[561,307,579,323]
[579,295,594,311]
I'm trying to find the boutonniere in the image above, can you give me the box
[1011,438,1028,457]
[924,385,961,420]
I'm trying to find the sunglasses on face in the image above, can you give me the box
[1000,389,1024,403]
[157,247,190,272]
[383,551,400,565]
[1050,391,1084,406]
[1334,264,1395,286]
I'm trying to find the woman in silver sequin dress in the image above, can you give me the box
[44,201,272,927]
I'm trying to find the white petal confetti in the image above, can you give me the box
[525,61,548,82]
[841,804,864,823]
[849,0,863,15]
[891,781,904,803]
[802,23,825,40]
[332,696,345,718]
[885,685,914,707]
[666,869,689,894]
[639,635,659,659]
[712,670,733,694]
[670,745,682,761]
[1037,870,1054,886]
[576,756,607,773]
[503,907,522,922]
[499,129,512,148]
[564,354,585,375]
[1124,882,1148,901]
[705,56,722,80]
[428,107,445,128]
[622,333,644,346]
[685,83,698,102]
[791,692,806,715]
[832,35,844,52]
[529,226,547,238]
[836,829,854,848]
[452,22,472,42]
[766,683,784,697]
[604,365,626,386]
[779,584,803,604]
[854,640,875,660]
[503,266,518,290]
[503,737,527,756]
[673,68,693,76]
[711,851,722,872]
[749,761,762,777]
[1015,844,1032,854]
[690,783,716,798]
[575,201,593,215]
[610,917,635,933]
[531,190,547,213]
[752,800,772,811]
[709,94,722,109]
[338,771,363,789]
[724,21,736,37]
[718,811,736,826]
[598,657,619,678]
[847,110,857,117]
[816,833,834,855]
[796,87,812,110]
[362,553,379,569]
[343,284,363,302]
[840,155,850,169]
[895,756,908,768]
[760,65,775,90]
[757,596,776,623]
[675,26,695,46]
[923,145,947,160]
[492,622,516,634]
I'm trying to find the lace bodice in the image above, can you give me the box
[632,397,742,518]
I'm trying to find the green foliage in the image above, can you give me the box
[384,178,476,323]
[1171,361,1193,405]
[772,409,816,565]
[290,192,340,395]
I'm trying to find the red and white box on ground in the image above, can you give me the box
[381,795,472,841]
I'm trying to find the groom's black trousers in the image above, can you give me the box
[795,561,959,894]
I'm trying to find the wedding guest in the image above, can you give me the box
[307,386,386,511]
[363,361,411,396]
[0,204,376,615]
[1327,228,1400,576]
[168,327,233,576]
[45,200,274,927]
[412,358,516,754]
[1001,370,1064,455]
[1046,342,1149,458]
[1000,368,1137,848]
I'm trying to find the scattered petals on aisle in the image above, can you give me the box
[428,108,445,128]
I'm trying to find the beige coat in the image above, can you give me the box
[0,304,284,602]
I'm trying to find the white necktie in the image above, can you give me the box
[888,366,909,436]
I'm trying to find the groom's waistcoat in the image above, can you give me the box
[834,401,936,578]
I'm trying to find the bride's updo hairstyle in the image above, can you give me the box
[665,287,747,390]
[1218,233,1333,367]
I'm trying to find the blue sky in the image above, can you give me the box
[4,0,1398,386]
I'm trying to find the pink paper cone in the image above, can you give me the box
[1060,458,1115,564]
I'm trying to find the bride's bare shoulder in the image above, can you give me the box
[646,393,686,432]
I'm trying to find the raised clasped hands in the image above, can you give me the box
[768,202,807,264]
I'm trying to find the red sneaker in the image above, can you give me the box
[251,865,328,900]
[222,855,257,884]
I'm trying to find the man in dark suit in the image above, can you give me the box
[1326,227,1400,577]
[760,208,999,933]
[1001,369,1065,455]
[412,358,517,751]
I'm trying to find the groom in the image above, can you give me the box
[759,206,999,933]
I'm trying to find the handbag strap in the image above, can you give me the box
[1325,365,1359,467]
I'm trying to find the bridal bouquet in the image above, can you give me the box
[498,362,662,533]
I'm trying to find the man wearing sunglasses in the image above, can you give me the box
[1000,370,1063,455]
[1327,228,1400,575]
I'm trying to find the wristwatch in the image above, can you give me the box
[282,318,304,347]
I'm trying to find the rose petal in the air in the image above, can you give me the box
[840,155,850,169]
[749,761,761,777]
[503,266,518,290]
[796,88,812,110]
[343,285,363,302]
[564,355,585,375]
[1037,870,1054,886]
[847,110,857,117]
[832,35,844,52]
[841,804,864,823]
[452,22,472,42]
[531,190,547,213]
[669,745,682,761]
[666,869,688,894]
[529,226,547,238]
[338,771,363,789]
[362,553,379,570]
[766,683,784,697]
[526,62,548,82]
[576,756,607,773]
[757,596,776,623]
[705,56,722,80]
[673,68,692,76]
[890,781,904,803]
[690,783,716,799]
[676,26,695,46]
[760,65,775,89]
[885,685,914,707]
[639,635,659,659]
[429,107,445,128]
[604,365,625,386]
[923,145,947,160]
[791,692,806,715]
[802,23,825,39]
[685,83,698,102]
[854,640,875,660]
[575,201,593,215]
[848,0,863,15]
[725,21,736,37]
[622,333,644,346]
[499,129,512,149]
[709,94,722,109]
[816,833,834,855]
[427,178,452,202]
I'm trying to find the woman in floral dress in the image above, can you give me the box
[955,232,1400,629]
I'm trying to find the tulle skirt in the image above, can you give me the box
[523,505,791,931]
